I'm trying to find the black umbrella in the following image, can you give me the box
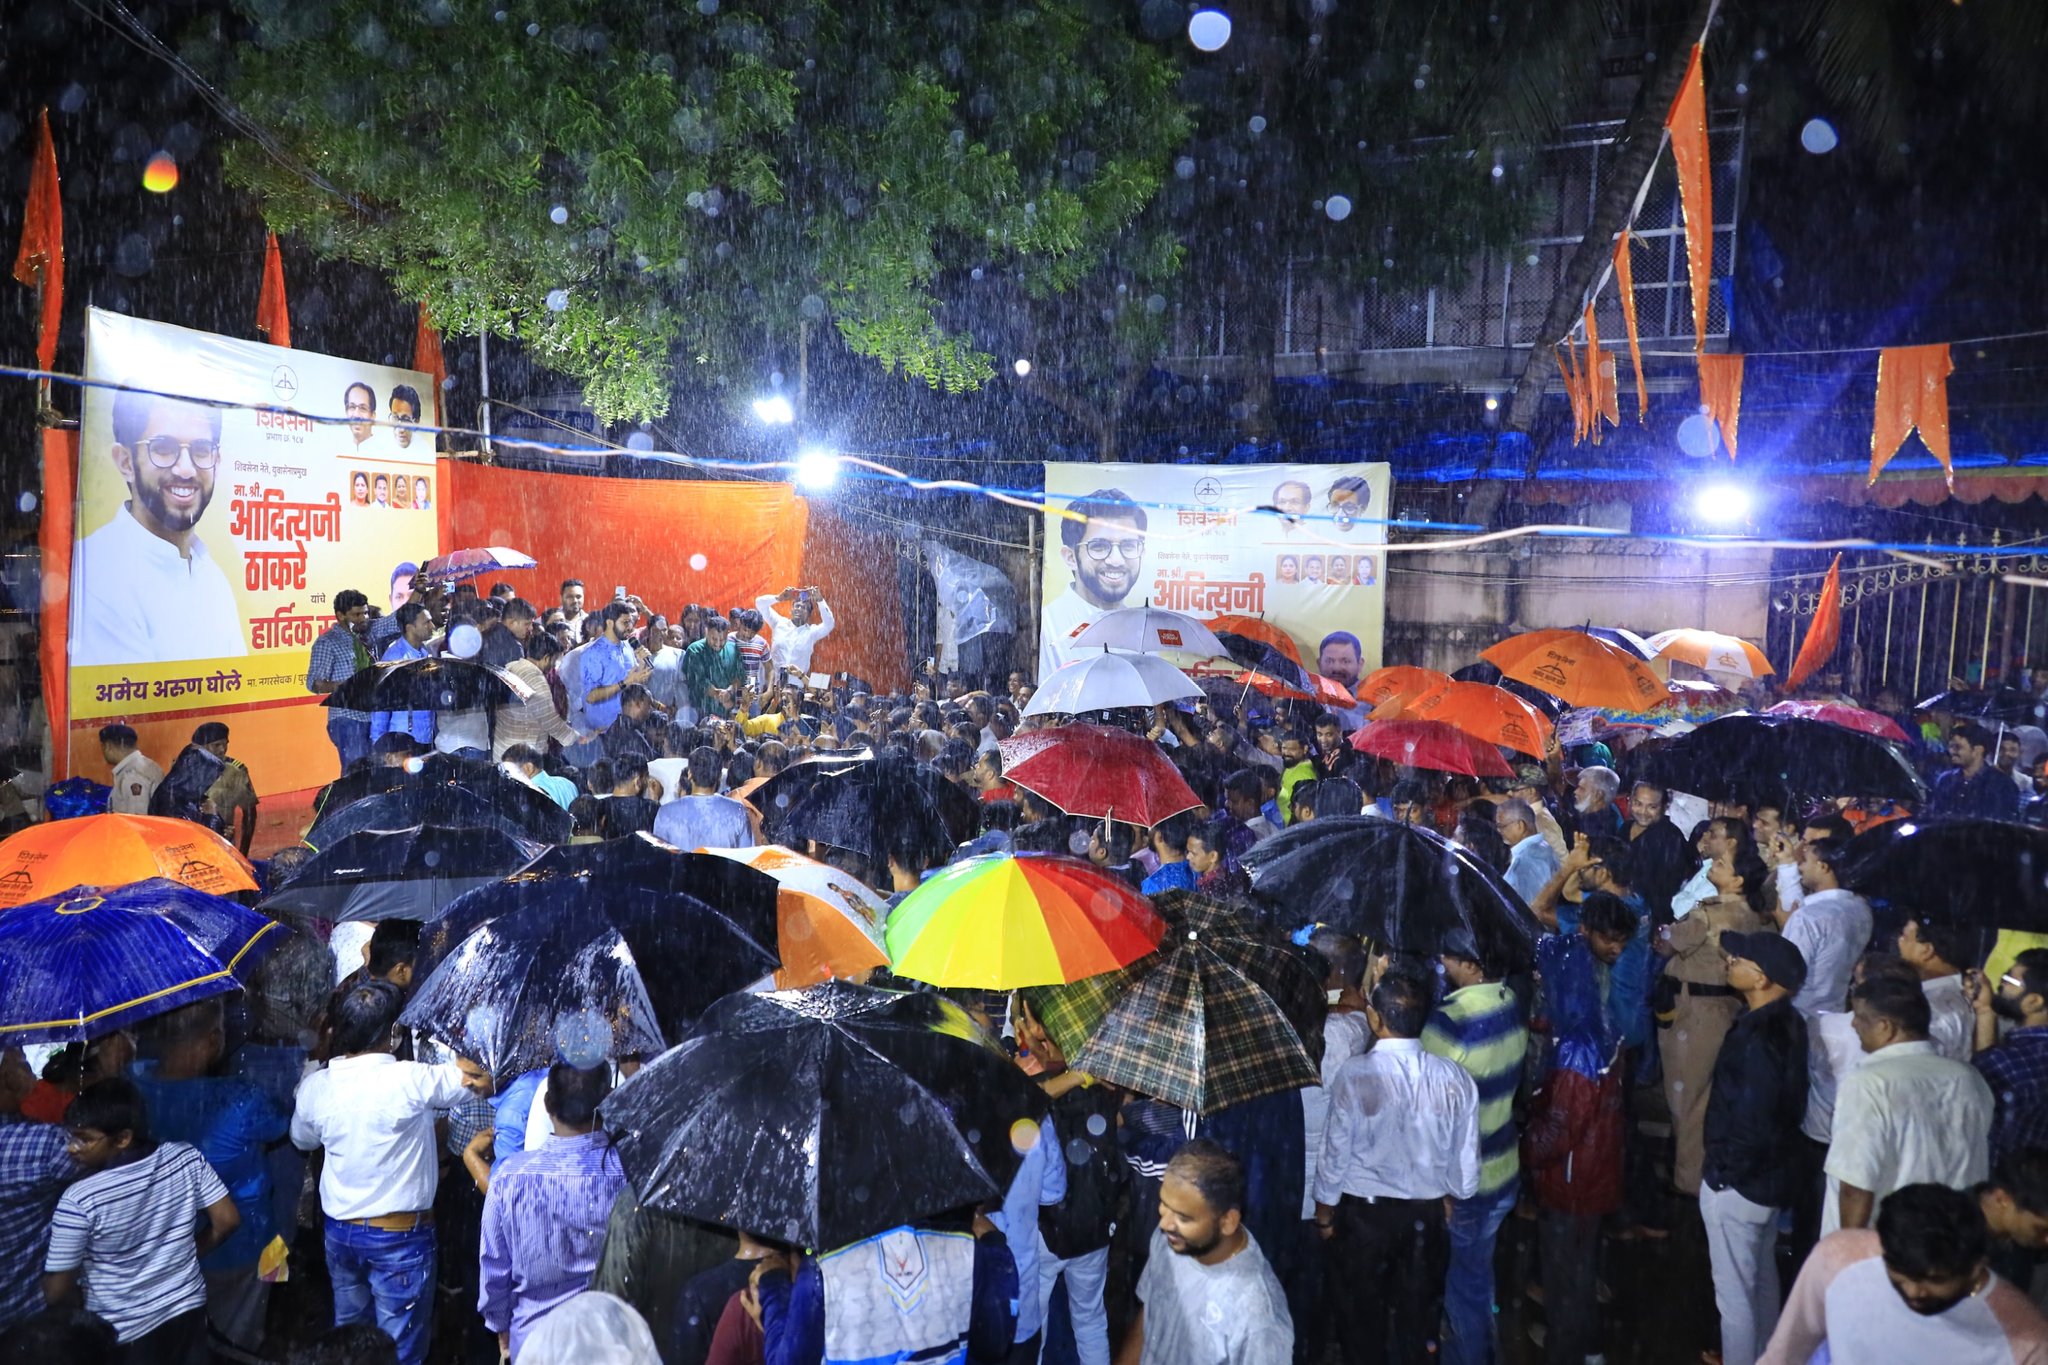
[1212,632,1318,694]
[599,981,1049,1249]
[1240,816,1542,970]
[1447,662,1567,719]
[515,835,781,940]
[1833,817,2048,929]
[322,657,520,714]
[304,782,571,849]
[1914,687,2045,724]
[400,878,778,1080]
[1634,713,1927,804]
[312,750,499,817]
[755,755,976,863]
[260,824,545,923]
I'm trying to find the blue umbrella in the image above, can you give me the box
[0,878,287,1044]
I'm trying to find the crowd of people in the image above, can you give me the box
[6,573,2048,1365]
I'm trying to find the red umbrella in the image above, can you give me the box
[1765,699,1911,743]
[1349,719,1514,778]
[999,723,1204,828]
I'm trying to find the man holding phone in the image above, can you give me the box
[757,585,837,677]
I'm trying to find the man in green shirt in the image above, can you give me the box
[1423,948,1530,1365]
[681,613,744,719]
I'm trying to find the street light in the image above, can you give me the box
[1693,481,1751,526]
[795,447,840,491]
[752,394,795,426]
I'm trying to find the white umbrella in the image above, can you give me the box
[1023,650,1203,716]
[1072,607,1229,659]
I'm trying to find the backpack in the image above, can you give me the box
[1038,1083,1129,1259]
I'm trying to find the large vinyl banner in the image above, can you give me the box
[71,308,442,720]
[1040,461,1391,696]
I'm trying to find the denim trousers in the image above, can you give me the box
[328,714,372,771]
[325,1216,437,1365]
[1442,1177,1519,1365]
[1038,1240,1111,1365]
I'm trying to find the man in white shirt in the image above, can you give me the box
[291,980,493,1365]
[1899,914,1986,1062]
[1126,1139,1295,1365]
[1825,974,1993,1238]
[72,388,248,666]
[757,586,837,677]
[1773,834,1873,1015]
[99,723,163,816]
[1313,971,1480,1365]
[1039,489,1147,678]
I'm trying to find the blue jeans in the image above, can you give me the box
[325,1216,436,1365]
[1442,1177,1519,1365]
[328,714,372,771]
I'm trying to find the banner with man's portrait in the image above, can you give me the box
[70,308,442,720]
[1039,461,1390,710]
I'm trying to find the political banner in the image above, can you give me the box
[1039,461,1390,712]
[70,308,442,720]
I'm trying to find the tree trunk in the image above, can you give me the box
[1504,0,1718,470]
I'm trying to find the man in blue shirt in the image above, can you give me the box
[1142,812,1198,896]
[1929,722,2024,821]
[581,602,651,734]
[370,601,436,744]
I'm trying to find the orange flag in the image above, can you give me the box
[12,109,63,370]
[1869,343,1954,487]
[1665,44,1713,351]
[1583,304,1619,441]
[1785,554,1843,691]
[1557,343,1588,445]
[1697,352,1744,461]
[1613,231,1648,421]
[413,305,448,411]
[256,230,291,348]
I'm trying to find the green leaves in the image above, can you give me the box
[216,0,1185,422]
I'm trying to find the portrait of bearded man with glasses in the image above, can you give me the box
[1040,488,1149,678]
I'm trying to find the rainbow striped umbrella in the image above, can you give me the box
[884,854,1166,989]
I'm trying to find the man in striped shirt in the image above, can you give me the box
[1424,948,1530,1365]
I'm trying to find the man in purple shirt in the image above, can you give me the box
[479,1061,628,1360]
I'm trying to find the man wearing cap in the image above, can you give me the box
[1701,932,1811,1365]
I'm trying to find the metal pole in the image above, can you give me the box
[1883,587,1895,687]
[1913,579,1928,697]
[1980,531,2001,683]
[478,330,493,461]
[1946,577,1963,687]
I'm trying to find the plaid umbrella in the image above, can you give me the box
[1152,892,1326,1066]
[1072,932,1318,1114]
[1018,962,1152,1062]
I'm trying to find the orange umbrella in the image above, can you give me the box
[0,815,256,909]
[699,845,890,988]
[1479,629,1668,712]
[1208,615,1304,667]
[1356,665,1452,709]
[1377,681,1555,757]
[1643,628,1774,680]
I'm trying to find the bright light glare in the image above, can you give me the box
[1694,482,1751,525]
[1483,396,1500,411]
[1013,358,1032,377]
[1187,9,1231,51]
[795,448,840,490]
[751,394,796,426]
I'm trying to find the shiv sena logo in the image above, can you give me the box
[1158,629,1183,648]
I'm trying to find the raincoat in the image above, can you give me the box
[1522,933,1624,1217]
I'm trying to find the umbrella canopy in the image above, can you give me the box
[0,879,285,1044]
[1643,627,1774,679]
[1634,713,1927,804]
[998,723,1202,828]
[1071,607,1228,659]
[885,853,1166,988]
[1373,681,1555,757]
[0,814,258,909]
[304,783,571,850]
[1023,651,1203,717]
[752,755,979,853]
[1766,700,1911,743]
[1914,687,2045,724]
[1071,930,1318,1114]
[1583,626,1658,660]
[403,878,778,1080]
[261,824,545,924]
[1240,816,1542,971]
[422,546,536,584]
[1207,615,1304,667]
[1832,817,2048,929]
[1150,891,1328,1065]
[695,844,892,988]
[322,657,521,715]
[1349,719,1515,778]
[600,981,1048,1250]
[1017,963,1153,1062]
[311,752,565,836]
[1355,665,1453,710]
[1479,629,1668,712]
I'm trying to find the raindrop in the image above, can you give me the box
[163,122,202,160]
[842,196,862,217]
[1413,77,1427,90]
[698,0,719,12]
[689,553,709,571]
[714,241,733,261]
[141,153,179,194]
[1676,411,1718,458]
[17,492,37,514]
[702,188,726,213]
[526,21,540,35]
[1490,164,1505,180]
[970,266,985,281]
[1174,157,1196,180]
[545,289,569,311]
[549,204,569,225]
[113,234,153,277]
[57,84,87,115]
[1187,9,1231,51]
[1010,1118,1041,1152]
[800,294,827,319]
[626,431,654,451]
[1248,115,1267,134]
[423,850,441,868]
[1800,118,1838,154]
[965,1127,983,1146]
[1013,358,1032,377]
[1525,252,1540,266]
[1085,1112,1109,1137]
[1324,194,1353,222]
[1145,293,1167,314]
[494,9,508,20]
[1066,1138,1093,1165]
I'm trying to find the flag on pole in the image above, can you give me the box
[1785,554,1843,691]
[256,230,291,348]
[1613,230,1647,422]
[1665,44,1713,352]
[1869,343,1954,488]
[12,109,63,370]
